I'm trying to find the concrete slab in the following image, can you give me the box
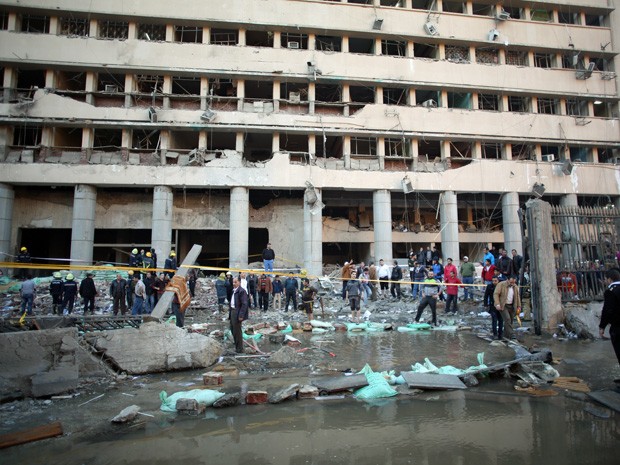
[311,374,368,395]
[401,372,467,390]
[587,390,620,413]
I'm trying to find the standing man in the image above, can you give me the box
[368,261,378,301]
[79,272,98,315]
[444,270,462,314]
[131,274,146,316]
[496,249,514,279]
[377,259,390,297]
[444,258,457,280]
[215,273,228,312]
[345,271,363,323]
[164,251,177,278]
[599,268,620,372]
[511,249,523,280]
[262,243,275,273]
[390,260,402,300]
[110,273,127,316]
[459,256,476,301]
[129,248,141,277]
[126,270,135,310]
[415,271,440,326]
[247,272,258,308]
[143,272,155,313]
[412,261,428,300]
[257,273,273,311]
[229,276,249,354]
[62,274,78,315]
[49,271,64,315]
[301,278,318,321]
[486,276,502,339]
[16,247,32,279]
[483,247,495,266]
[272,275,283,311]
[493,275,521,340]
[19,275,36,316]
[284,274,299,312]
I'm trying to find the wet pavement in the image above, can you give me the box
[2,329,619,465]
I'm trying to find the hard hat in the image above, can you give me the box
[128,270,134,275]
[226,271,232,276]
[219,273,226,279]
[170,251,176,257]
[66,273,74,280]
[132,248,138,254]
[146,252,152,257]
[20,247,27,252]
[53,271,61,279]
[300,269,308,277]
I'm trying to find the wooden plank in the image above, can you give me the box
[588,390,620,413]
[311,374,368,395]
[150,244,202,319]
[401,372,467,390]
[0,421,63,449]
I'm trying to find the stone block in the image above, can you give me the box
[128,153,141,165]
[203,372,223,386]
[267,346,299,368]
[212,392,241,408]
[31,366,79,398]
[297,385,319,399]
[111,405,141,423]
[246,391,269,404]
[176,398,207,414]
[269,384,300,404]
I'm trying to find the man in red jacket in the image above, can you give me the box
[444,270,462,314]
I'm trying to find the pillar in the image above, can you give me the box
[152,186,173,268]
[70,185,97,267]
[559,193,581,267]
[440,191,459,265]
[373,190,392,263]
[229,187,249,269]
[304,187,323,277]
[502,192,522,256]
[0,184,14,268]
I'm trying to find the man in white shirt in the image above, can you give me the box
[377,259,390,297]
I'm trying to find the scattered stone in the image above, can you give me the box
[267,346,300,368]
[202,372,223,386]
[302,323,313,331]
[111,405,141,423]
[212,392,241,408]
[298,385,319,399]
[269,384,300,404]
[258,327,277,336]
[268,334,285,344]
[210,365,239,377]
[175,398,207,414]
[461,374,479,387]
[564,303,603,339]
[246,391,269,404]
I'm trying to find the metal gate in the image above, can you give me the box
[550,205,620,301]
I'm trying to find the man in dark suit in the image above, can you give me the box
[229,277,249,354]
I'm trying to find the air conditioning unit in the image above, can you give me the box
[575,62,595,80]
[542,154,555,162]
[289,92,301,103]
[423,22,438,36]
[421,99,437,108]
[496,10,511,21]
[287,41,300,49]
[104,84,118,93]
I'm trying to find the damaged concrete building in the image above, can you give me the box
[0,0,619,276]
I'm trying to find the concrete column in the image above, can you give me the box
[308,82,315,115]
[373,190,392,263]
[273,80,280,112]
[308,33,316,51]
[408,87,416,106]
[124,74,134,108]
[440,90,448,108]
[308,134,316,159]
[503,144,512,160]
[272,133,280,153]
[342,83,350,117]
[70,185,97,266]
[229,187,249,269]
[3,67,16,102]
[406,41,414,58]
[152,186,173,268]
[377,137,385,170]
[404,0,412,7]
[303,187,323,277]
[502,192,522,256]
[165,24,174,42]
[273,31,281,48]
[85,71,96,105]
[0,184,14,268]
[89,19,98,38]
[559,193,581,266]
[238,28,246,46]
[203,27,210,44]
[200,76,209,110]
[374,38,381,55]
[127,21,137,39]
[235,132,244,153]
[162,75,172,109]
[440,191,459,265]
[342,36,349,53]
[343,136,351,169]
[236,79,245,111]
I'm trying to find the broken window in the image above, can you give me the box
[170,76,201,109]
[54,71,86,100]
[98,20,129,39]
[511,144,536,161]
[93,128,122,152]
[315,84,341,103]
[381,40,406,57]
[138,23,166,41]
[245,80,273,100]
[0,11,8,30]
[169,130,198,153]
[207,131,236,152]
[175,25,203,43]
[16,69,45,91]
[508,95,529,113]
[414,42,438,59]
[450,141,472,159]
[590,56,613,73]
[506,49,528,66]
[569,146,588,162]
[482,142,501,159]
[316,35,342,52]
[281,32,308,50]
[472,3,493,16]
[315,135,342,159]
[350,86,375,104]
[584,14,603,27]
[21,14,49,33]
[537,98,559,115]
[558,11,580,25]
[417,140,441,161]
[131,129,160,152]
[411,0,432,11]
[562,51,581,69]
[12,124,41,146]
[351,137,377,158]
[380,0,405,7]
[478,93,499,111]
[534,53,554,68]
[281,133,309,163]
[60,17,89,36]
[243,132,273,162]
[541,145,560,160]
[596,147,618,164]
[531,9,552,22]
[281,82,308,103]
[50,127,82,149]
[207,78,236,110]
[593,100,613,118]
[501,6,522,20]
[246,30,273,47]
[567,99,588,117]
[97,73,125,93]
[442,1,465,13]
[383,87,407,106]
[348,0,371,4]
[349,37,374,54]
[416,89,439,108]
[476,48,499,65]
[211,28,237,45]
[446,46,469,63]
[385,138,409,158]
[447,92,471,109]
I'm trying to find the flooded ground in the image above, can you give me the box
[2,330,619,465]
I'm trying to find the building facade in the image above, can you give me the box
[0,0,619,275]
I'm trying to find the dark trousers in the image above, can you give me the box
[51,294,62,314]
[610,325,620,367]
[379,279,389,292]
[230,308,243,353]
[500,303,515,339]
[390,282,401,299]
[490,308,504,338]
[113,295,127,315]
[416,296,437,324]
[172,302,184,328]
[285,291,297,311]
[259,291,270,311]
[249,289,257,308]
[445,294,458,313]
[82,296,95,314]
[62,295,76,314]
